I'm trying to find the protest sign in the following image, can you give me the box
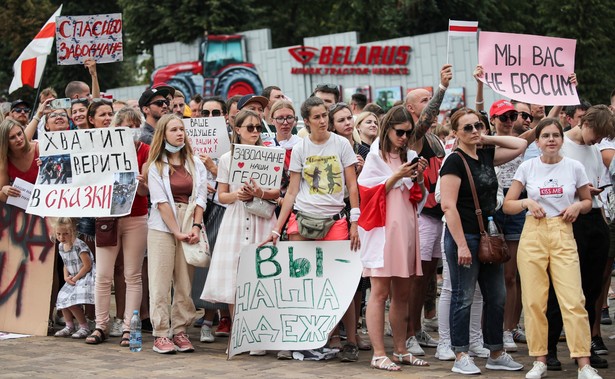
[56,13,123,65]
[0,204,55,336]
[229,241,362,357]
[182,116,230,159]
[26,128,138,217]
[6,177,34,211]
[230,144,285,189]
[478,31,579,105]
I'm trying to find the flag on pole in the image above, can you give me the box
[448,20,479,37]
[9,5,63,94]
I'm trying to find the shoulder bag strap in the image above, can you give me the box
[454,151,486,234]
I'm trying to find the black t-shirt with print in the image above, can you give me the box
[439,148,498,234]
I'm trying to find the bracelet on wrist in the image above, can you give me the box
[33,116,41,122]
[192,223,202,230]
[271,230,281,237]
[475,100,484,105]
[439,83,448,91]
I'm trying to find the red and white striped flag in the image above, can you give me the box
[448,20,479,37]
[9,5,63,94]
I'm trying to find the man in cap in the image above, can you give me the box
[237,94,274,144]
[138,85,175,145]
[9,100,31,126]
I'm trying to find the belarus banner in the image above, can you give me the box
[229,241,362,357]
[27,128,138,217]
[56,13,123,65]
[478,31,579,105]
[182,116,231,159]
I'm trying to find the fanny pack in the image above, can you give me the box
[295,209,345,240]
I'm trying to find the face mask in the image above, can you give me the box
[165,141,184,153]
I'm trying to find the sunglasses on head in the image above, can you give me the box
[520,112,534,122]
[316,83,339,91]
[462,122,485,133]
[12,108,30,113]
[148,99,170,107]
[201,109,222,117]
[242,124,263,133]
[497,112,519,122]
[393,127,413,138]
[328,102,349,113]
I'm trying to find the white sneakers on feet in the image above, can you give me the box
[435,342,456,361]
[249,350,267,356]
[486,351,523,371]
[578,364,603,379]
[416,329,439,347]
[503,330,518,352]
[405,336,426,356]
[526,361,547,379]
[109,317,123,337]
[469,341,490,358]
[200,324,215,343]
[452,353,481,375]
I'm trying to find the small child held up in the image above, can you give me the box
[53,217,96,339]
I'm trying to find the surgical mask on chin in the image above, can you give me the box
[165,141,184,154]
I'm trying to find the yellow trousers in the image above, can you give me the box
[517,216,590,358]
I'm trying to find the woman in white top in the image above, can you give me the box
[503,118,600,379]
[146,114,208,354]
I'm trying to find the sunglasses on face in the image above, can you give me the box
[242,124,263,133]
[12,108,30,114]
[148,99,170,107]
[497,112,519,122]
[520,112,534,122]
[274,115,296,124]
[201,109,222,117]
[393,127,413,138]
[462,122,485,133]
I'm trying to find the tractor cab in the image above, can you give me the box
[200,35,245,78]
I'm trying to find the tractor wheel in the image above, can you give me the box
[215,68,263,99]
[167,79,195,100]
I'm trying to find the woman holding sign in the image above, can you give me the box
[145,114,208,354]
[0,118,39,202]
[261,96,362,362]
[201,109,279,356]
[358,105,428,371]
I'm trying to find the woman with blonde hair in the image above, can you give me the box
[145,114,208,354]
[355,111,380,148]
[0,118,38,202]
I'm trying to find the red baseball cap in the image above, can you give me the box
[489,100,516,118]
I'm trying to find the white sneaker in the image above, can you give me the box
[486,351,523,371]
[249,350,267,356]
[109,317,123,337]
[416,329,439,347]
[503,330,518,352]
[469,341,490,358]
[435,341,456,361]
[200,324,215,343]
[423,317,439,332]
[526,361,547,379]
[452,353,481,375]
[578,364,603,379]
[405,336,425,356]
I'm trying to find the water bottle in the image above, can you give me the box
[487,216,499,236]
[129,310,142,352]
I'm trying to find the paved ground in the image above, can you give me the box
[2,318,615,379]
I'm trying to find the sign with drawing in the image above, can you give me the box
[26,128,138,217]
[183,116,230,159]
[229,241,362,357]
[229,145,285,189]
[56,13,123,65]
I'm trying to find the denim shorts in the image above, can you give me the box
[494,208,525,241]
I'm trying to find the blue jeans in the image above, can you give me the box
[444,227,505,353]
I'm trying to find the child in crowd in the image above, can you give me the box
[53,217,96,339]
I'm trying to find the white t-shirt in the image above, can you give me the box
[562,135,603,208]
[513,157,589,218]
[290,133,357,216]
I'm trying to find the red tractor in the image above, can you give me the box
[151,33,263,100]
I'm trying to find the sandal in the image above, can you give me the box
[328,334,342,350]
[85,328,107,345]
[371,356,401,371]
[393,352,430,366]
[120,331,130,347]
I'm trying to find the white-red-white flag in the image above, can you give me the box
[448,20,479,37]
[9,5,62,94]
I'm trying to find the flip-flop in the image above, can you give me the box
[120,331,130,347]
[85,328,107,345]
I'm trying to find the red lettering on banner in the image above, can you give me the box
[319,46,333,64]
